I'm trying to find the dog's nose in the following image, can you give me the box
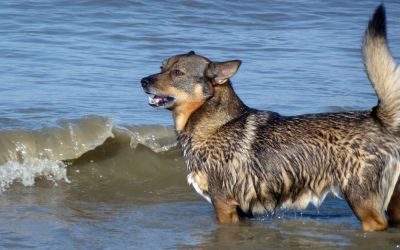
[141,77,152,88]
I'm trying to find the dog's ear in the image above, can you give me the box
[205,60,241,84]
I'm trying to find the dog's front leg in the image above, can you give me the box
[212,196,239,224]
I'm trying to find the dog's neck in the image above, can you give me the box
[177,80,249,138]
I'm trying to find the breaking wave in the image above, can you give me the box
[0,116,178,192]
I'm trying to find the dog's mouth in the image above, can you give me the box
[148,94,175,109]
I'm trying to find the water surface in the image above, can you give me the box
[1,0,400,248]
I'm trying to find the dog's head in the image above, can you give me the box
[141,51,241,111]
[141,51,241,131]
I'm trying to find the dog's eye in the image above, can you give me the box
[173,69,184,77]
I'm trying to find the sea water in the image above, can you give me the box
[1,0,400,248]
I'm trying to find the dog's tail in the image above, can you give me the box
[364,4,400,133]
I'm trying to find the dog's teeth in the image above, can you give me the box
[149,96,157,105]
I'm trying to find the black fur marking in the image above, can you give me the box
[368,4,387,39]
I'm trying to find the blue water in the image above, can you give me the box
[1,0,400,248]
[2,0,400,130]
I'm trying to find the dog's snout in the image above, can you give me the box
[141,77,152,88]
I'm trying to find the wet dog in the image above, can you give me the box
[141,5,400,231]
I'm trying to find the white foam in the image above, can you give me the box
[0,159,70,192]
[122,125,177,153]
[0,116,115,165]
[0,116,117,192]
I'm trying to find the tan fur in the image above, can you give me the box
[213,196,239,224]
[388,180,400,226]
[172,84,205,131]
[187,171,211,203]
[192,171,209,192]
[353,205,388,231]
[363,6,400,133]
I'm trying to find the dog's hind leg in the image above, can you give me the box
[352,204,388,231]
[343,184,388,231]
[388,179,400,227]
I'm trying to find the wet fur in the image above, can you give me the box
[141,5,400,231]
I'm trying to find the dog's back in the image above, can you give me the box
[182,106,400,229]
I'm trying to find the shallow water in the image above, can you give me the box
[1,0,400,248]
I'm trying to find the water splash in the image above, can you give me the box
[0,117,181,192]
[124,125,177,153]
[0,116,114,191]
[0,159,70,192]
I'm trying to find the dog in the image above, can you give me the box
[141,5,400,231]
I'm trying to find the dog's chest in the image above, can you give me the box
[187,172,211,203]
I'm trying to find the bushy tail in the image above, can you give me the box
[364,4,400,133]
